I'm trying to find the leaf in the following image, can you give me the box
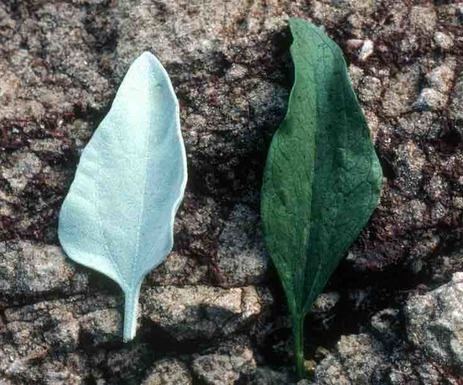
[58,52,187,342]
[261,18,382,377]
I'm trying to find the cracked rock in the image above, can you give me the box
[405,272,463,373]
[1,151,42,192]
[142,358,193,385]
[249,367,294,385]
[79,308,122,347]
[142,285,272,341]
[382,65,420,117]
[148,251,209,286]
[191,336,256,385]
[217,204,269,287]
[414,61,456,111]
[0,241,88,300]
[450,73,463,135]
[414,88,447,111]
[313,334,388,385]
[358,76,382,104]
[394,141,426,197]
[433,31,454,50]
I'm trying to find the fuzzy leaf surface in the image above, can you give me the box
[58,52,187,341]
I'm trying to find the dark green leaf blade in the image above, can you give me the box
[261,18,382,374]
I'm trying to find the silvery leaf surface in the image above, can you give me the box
[58,52,187,341]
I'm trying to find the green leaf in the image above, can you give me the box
[261,18,382,377]
[58,52,187,342]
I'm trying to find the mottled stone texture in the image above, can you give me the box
[0,0,462,384]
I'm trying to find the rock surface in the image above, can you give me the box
[216,204,269,287]
[0,241,88,301]
[142,285,272,341]
[0,0,462,384]
[405,272,463,374]
[191,336,256,385]
[313,333,388,385]
[142,358,193,385]
[310,273,463,385]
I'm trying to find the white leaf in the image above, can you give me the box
[58,52,187,341]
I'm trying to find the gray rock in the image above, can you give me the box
[426,62,456,94]
[0,189,19,217]
[313,334,388,385]
[79,309,122,347]
[0,241,88,299]
[414,61,456,111]
[217,204,268,287]
[364,111,380,142]
[313,354,350,385]
[358,76,382,104]
[310,330,451,385]
[43,371,82,385]
[248,367,294,385]
[382,65,420,117]
[424,174,448,201]
[348,65,364,89]
[142,285,272,341]
[148,251,209,286]
[1,293,144,384]
[396,6,436,56]
[397,112,441,139]
[370,308,401,344]
[3,294,119,359]
[6,306,80,356]
[312,292,340,314]
[191,336,256,385]
[393,141,426,197]
[408,235,439,271]
[0,3,112,123]
[89,343,155,384]
[142,358,193,385]
[405,272,463,372]
[247,80,289,128]
[409,6,437,34]
[175,194,223,263]
[450,73,463,135]
[396,198,428,226]
[312,292,341,330]
[414,88,447,111]
[29,138,65,155]
[427,248,463,286]
[1,151,42,192]
[433,31,454,50]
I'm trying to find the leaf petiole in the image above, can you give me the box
[123,281,143,342]
[292,313,306,378]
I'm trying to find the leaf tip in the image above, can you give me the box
[138,50,157,63]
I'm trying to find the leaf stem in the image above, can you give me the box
[293,313,306,379]
[123,281,142,342]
